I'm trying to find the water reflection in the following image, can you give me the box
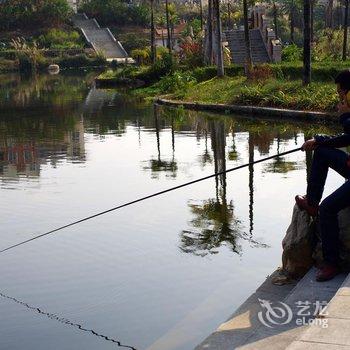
[142,106,178,178]
[180,120,244,256]
[0,72,340,236]
[0,73,345,350]
[0,115,85,181]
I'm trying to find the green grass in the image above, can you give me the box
[170,76,339,112]
[97,61,345,112]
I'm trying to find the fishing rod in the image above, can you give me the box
[0,147,302,255]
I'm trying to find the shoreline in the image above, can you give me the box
[155,97,338,123]
[195,268,350,349]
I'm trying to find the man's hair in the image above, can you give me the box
[335,70,350,91]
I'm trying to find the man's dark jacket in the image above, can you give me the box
[315,112,350,148]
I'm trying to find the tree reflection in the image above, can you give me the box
[263,133,300,174]
[180,120,266,256]
[143,105,178,178]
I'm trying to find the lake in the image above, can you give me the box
[0,72,343,350]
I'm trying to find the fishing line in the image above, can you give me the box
[0,291,136,349]
[0,147,302,254]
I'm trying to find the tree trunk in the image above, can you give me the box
[303,0,311,85]
[243,0,253,72]
[206,0,214,64]
[290,7,295,43]
[213,0,224,76]
[200,0,204,30]
[150,0,156,64]
[311,0,314,42]
[227,3,231,30]
[273,1,278,39]
[165,0,172,53]
[326,0,334,28]
[343,0,349,60]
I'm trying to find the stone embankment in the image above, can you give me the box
[195,205,350,349]
[155,98,336,123]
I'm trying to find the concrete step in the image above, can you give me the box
[225,28,270,65]
[72,12,128,59]
[195,268,348,350]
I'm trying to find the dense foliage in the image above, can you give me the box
[38,29,84,49]
[0,0,72,30]
[80,0,150,26]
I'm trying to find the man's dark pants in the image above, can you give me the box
[307,146,350,265]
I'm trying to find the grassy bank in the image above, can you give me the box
[168,76,338,112]
[97,61,345,112]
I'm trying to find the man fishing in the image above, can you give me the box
[296,69,350,282]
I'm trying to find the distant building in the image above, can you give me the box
[155,21,187,52]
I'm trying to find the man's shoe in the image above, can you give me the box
[295,195,319,217]
[316,264,340,282]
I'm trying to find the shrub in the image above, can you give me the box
[11,38,46,73]
[155,71,196,94]
[131,48,150,65]
[135,52,177,84]
[38,29,83,49]
[282,44,303,62]
[178,40,203,67]
[191,65,244,82]
[250,64,274,81]
[119,33,149,53]
[0,58,17,72]
[0,0,72,30]
[270,62,350,81]
[313,29,347,62]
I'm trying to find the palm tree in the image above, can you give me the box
[205,0,214,64]
[280,0,300,43]
[213,0,224,76]
[200,0,204,30]
[150,0,156,64]
[311,0,316,43]
[343,0,349,60]
[273,1,279,39]
[165,0,172,53]
[303,0,311,85]
[325,0,334,28]
[243,0,253,73]
[157,16,166,46]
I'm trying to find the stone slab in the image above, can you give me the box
[195,268,348,350]
[299,318,350,346]
[287,340,350,349]
[325,295,350,319]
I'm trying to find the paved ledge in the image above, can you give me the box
[286,273,350,349]
[155,98,337,123]
[195,268,348,350]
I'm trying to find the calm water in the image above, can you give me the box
[0,73,343,350]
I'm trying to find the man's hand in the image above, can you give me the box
[302,139,317,151]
